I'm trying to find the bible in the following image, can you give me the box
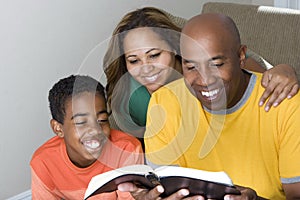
[84,164,240,199]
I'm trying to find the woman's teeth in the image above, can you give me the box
[144,73,159,82]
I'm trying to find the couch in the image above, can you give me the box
[165,2,300,80]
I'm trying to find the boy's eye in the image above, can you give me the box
[74,121,86,125]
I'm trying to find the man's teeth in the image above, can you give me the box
[201,89,219,97]
[83,140,100,149]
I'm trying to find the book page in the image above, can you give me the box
[84,165,153,198]
[155,166,233,186]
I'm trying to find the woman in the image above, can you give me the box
[103,7,298,149]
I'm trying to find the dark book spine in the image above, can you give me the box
[145,172,161,186]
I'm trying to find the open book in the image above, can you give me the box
[84,164,240,199]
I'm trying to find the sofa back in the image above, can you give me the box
[202,2,300,80]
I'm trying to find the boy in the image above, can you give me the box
[30,75,143,199]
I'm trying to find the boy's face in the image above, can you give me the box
[59,92,110,167]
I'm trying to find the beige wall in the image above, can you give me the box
[252,0,274,6]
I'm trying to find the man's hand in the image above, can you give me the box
[224,185,267,200]
[118,182,204,200]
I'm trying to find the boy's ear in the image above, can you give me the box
[50,119,64,138]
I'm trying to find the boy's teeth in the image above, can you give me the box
[201,89,219,97]
[84,140,100,149]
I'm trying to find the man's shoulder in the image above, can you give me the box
[153,78,188,97]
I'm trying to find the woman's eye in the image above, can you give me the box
[97,119,109,124]
[149,52,161,59]
[128,59,138,64]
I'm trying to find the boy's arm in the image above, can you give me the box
[31,168,60,200]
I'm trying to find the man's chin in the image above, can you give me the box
[199,100,226,111]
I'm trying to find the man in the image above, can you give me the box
[119,13,300,199]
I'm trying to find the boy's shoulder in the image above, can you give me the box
[109,129,141,149]
[30,136,64,173]
[110,129,140,143]
[31,136,62,159]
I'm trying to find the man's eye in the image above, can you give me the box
[210,62,224,67]
[185,64,196,71]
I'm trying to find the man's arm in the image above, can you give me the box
[282,182,300,200]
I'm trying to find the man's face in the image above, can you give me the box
[61,92,110,167]
[181,33,245,111]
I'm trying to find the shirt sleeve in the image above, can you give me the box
[278,97,300,182]
[144,87,187,166]
[31,168,60,200]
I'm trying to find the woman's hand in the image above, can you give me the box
[118,182,203,200]
[259,64,299,112]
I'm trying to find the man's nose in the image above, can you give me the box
[194,67,217,86]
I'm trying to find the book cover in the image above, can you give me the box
[84,164,240,199]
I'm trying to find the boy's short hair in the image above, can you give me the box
[48,75,106,124]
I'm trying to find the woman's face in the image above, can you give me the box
[123,27,176,94]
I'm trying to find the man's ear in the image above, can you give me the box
[50,119,64,138]
[239,45,247,67]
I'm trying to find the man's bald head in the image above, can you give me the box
[181,13,241,51]
[180,13,248,111]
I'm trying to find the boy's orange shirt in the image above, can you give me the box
[30,129,143,200]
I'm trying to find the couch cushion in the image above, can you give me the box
[202,2,300,80]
